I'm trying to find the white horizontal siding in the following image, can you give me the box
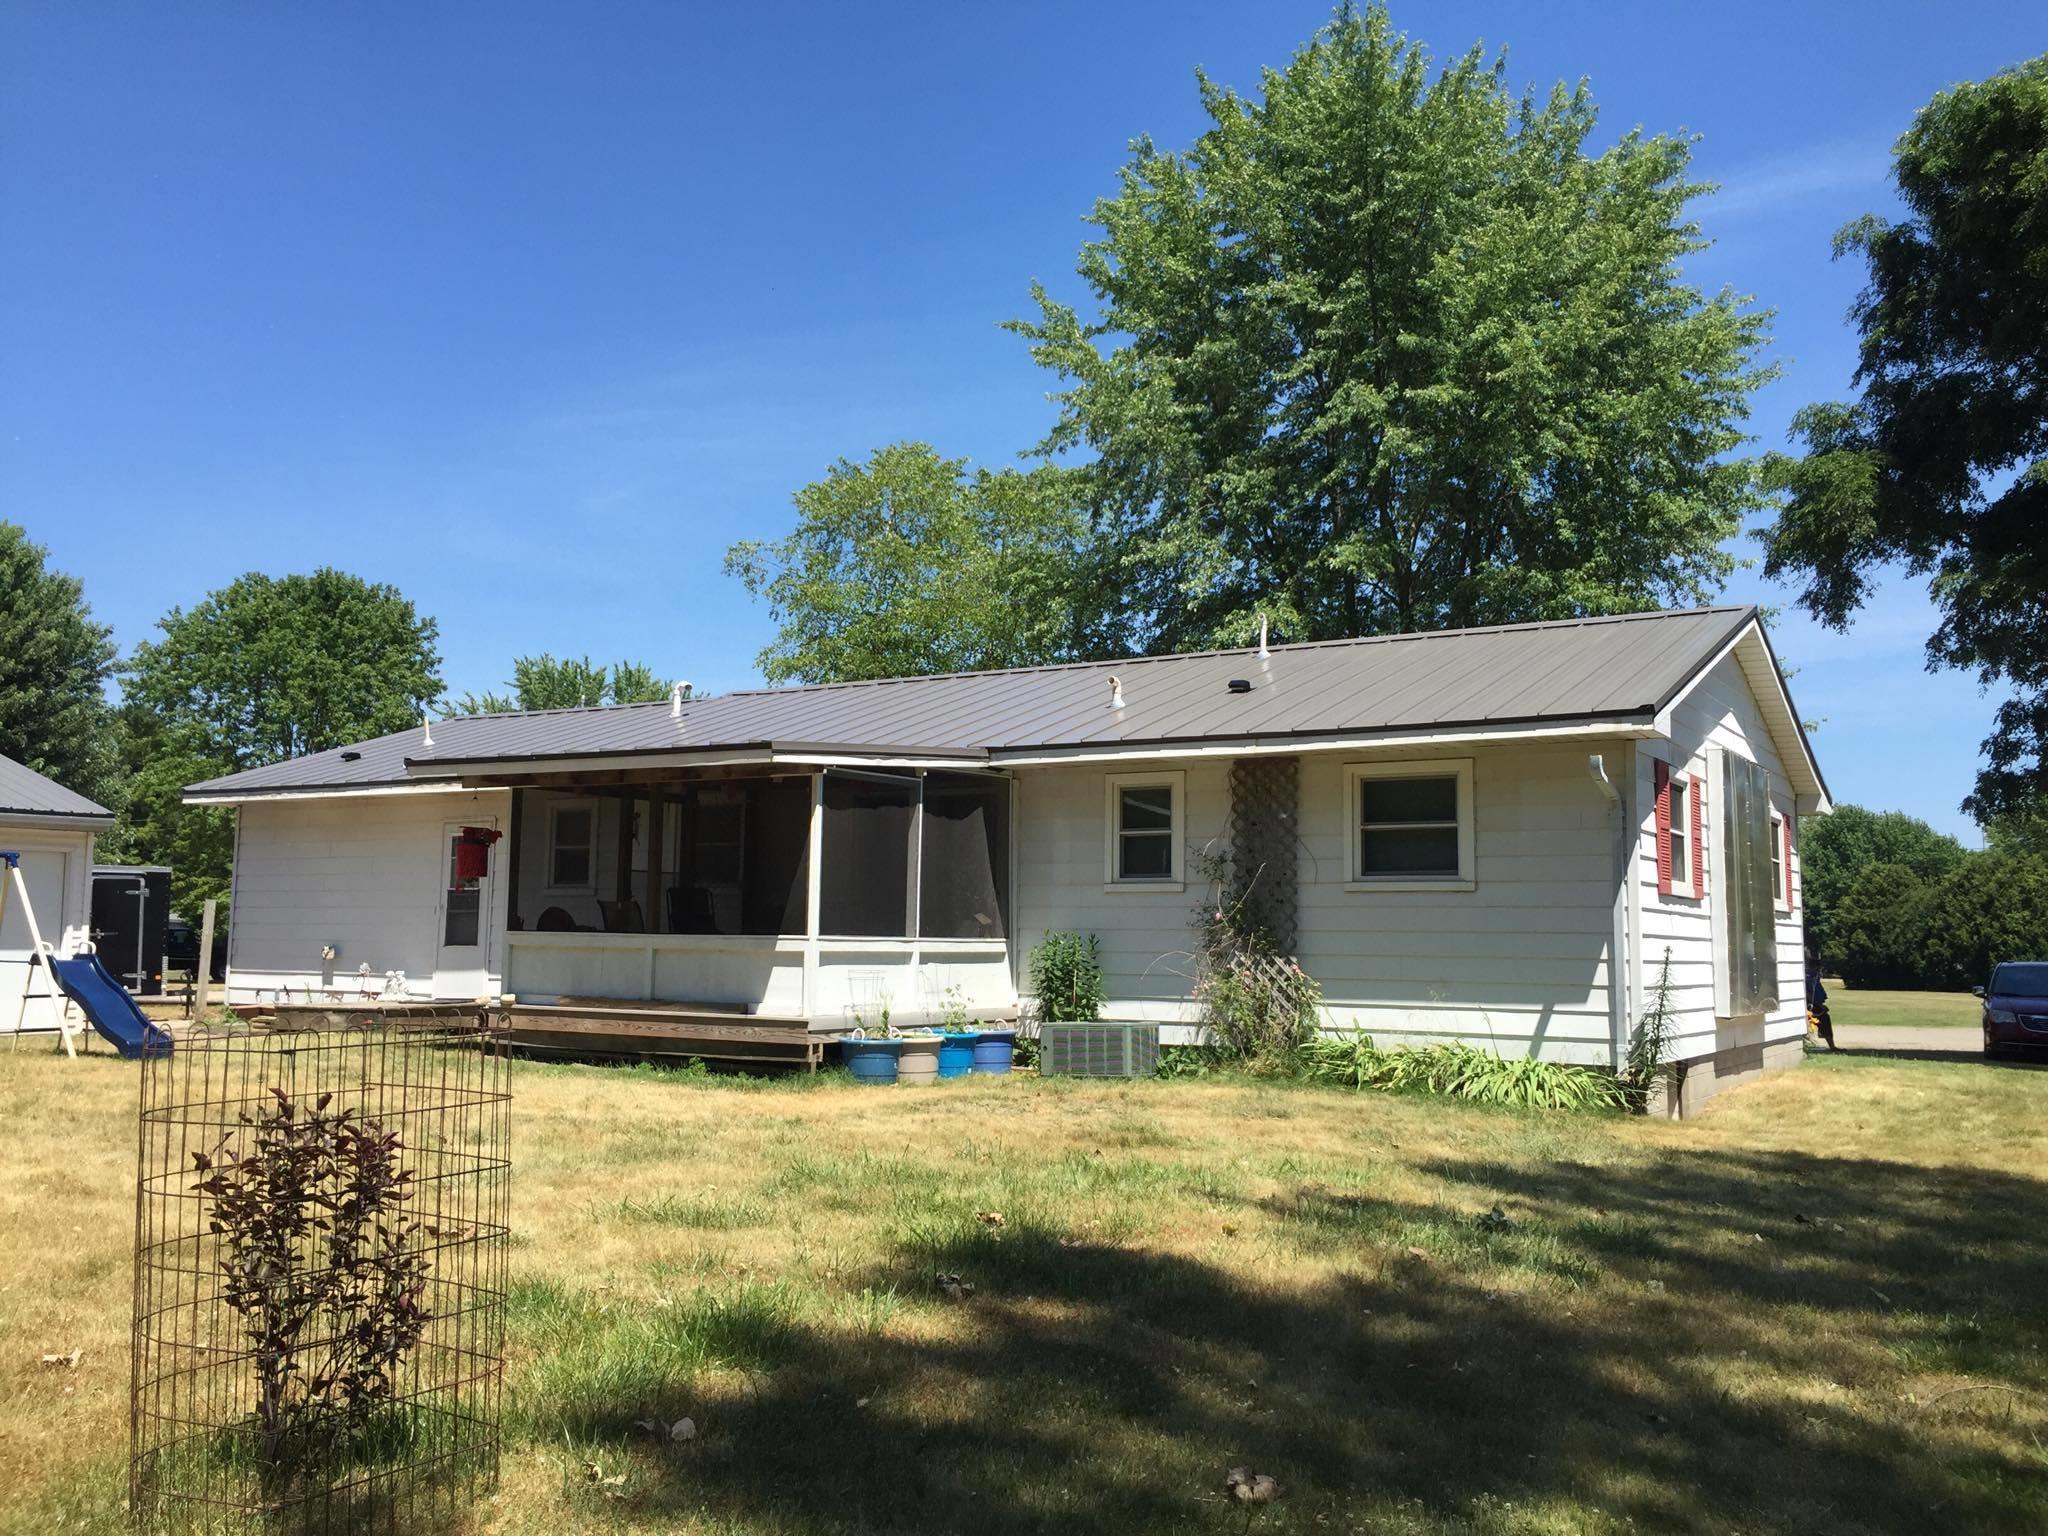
[1636,649,1808,1065]
[1013,743,1626,1065]
[227,790,510,1002]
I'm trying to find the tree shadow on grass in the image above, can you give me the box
[534,1147,2048,1536]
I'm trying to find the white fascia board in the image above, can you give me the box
[182,780,485,807]
[989,717,1655,768]
[427,748,988,776]
[769,752,995,770]
[410,748,774,778]
[0,811,116,831]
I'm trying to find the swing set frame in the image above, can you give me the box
[1,849,84,1057]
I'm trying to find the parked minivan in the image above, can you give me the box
[1979,962,2048,1058]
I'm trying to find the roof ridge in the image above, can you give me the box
[716,605,1757,700]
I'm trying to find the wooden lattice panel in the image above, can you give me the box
[1227,755,1300,952]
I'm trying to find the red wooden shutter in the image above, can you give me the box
[1689,773,1705,899]
[1784,813,1795,910]
[1653,759,1672,896]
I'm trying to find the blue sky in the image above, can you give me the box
[3,3,2037,841]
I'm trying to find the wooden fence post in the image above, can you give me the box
[193,898,217,1020]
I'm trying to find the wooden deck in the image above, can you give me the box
[497,997,827,1071]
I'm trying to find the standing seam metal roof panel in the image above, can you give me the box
[185,607,1763,795]
[0,753,114,820]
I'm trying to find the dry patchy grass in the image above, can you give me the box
[2,1047,2046,1535]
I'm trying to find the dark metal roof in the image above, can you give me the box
[188,606,1766,798]
[0,753,114,823]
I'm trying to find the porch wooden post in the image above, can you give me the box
[506,789,525,930]
[613,790,634,913]
[644,785,666,934]
[803,772,823,1022]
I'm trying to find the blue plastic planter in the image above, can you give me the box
[841,1037,903,1084]
[970,1029,1018,1075]
[936,1032,977,1079]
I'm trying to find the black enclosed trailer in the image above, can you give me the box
[90,864,171,995]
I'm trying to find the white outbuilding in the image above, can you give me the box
[0,752,113,1037]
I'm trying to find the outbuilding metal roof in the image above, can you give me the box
[188,606,1818,799]
[0,752,114,824]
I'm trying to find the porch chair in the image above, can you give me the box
[598,898,646,934]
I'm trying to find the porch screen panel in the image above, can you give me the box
[739,777,812,935]
[661,779,812,936]
[819,769,917,937]
[1719,753,1779,1014]
[919,772,1010,939]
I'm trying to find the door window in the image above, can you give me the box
[444,834,482,948]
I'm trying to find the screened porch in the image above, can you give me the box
[496,767,1014,1030]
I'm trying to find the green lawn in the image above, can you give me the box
[4,1047,2046,1535]
[1825,982,1983,1029]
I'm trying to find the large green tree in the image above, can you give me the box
[1798,803,1968,959]
[121,570,442,912]
[0,522,119,802]
[1010,5,1773,653]
[446,655,675,715]
[1761,55,2048,824]
[726,442,1095,683]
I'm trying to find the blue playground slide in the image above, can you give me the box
[47,953,173,1059]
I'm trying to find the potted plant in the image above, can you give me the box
[895,1024,942,1086]
[839,1001,905,1085]
[934,987,978,1080]
[971,1024,1020,1075]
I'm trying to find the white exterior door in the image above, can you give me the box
[1,847,70,1032]
[432,819,495,999]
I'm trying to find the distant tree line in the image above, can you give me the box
[1804,805,2048,989]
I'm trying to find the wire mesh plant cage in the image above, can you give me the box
[130,1011,511,1534]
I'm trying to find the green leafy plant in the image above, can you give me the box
[1028,932,1104,1023]
[1153,1045,1216,1080]
[191,1088,431,1481]
[1621,948,1684,1112]
[936,986,976,1034]
[1298,1030,1384,1090]
[847,996,896,1038]
[1301,1034,1627,1112]
[1190,847,1322,1069]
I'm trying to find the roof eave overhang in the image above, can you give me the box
[183,778,473,807]
[1650,615,1833,814]
[0,808,117,830]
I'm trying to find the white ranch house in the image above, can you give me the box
[186,606,1828,1107]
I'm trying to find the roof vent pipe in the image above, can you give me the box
[421,713,434,748]
[1107,675,1125,710]
[670,682,691,720]
[1258,614,1270,658]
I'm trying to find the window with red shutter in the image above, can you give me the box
[1654,759,1673,896]
[1785,814,1796,912]
[1688,774,1704,902]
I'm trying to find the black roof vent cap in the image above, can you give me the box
[1227,678,1253,694]
[339,750,362,761]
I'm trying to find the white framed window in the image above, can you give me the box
[1346,757,1475,891]
[1770,808,1790,912]
[1104,771,1184,888]
[1668,773,1695,899]
[545,799,597,893]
